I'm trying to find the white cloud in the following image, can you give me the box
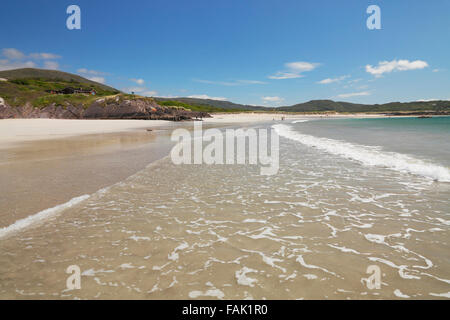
[2,48,61,61]
[141,90,158,97]
[77,68,106,76]
[187,94,227,101]
[131,78,145,85]
[124,87,146,93]
[30,52,61,60]
[0,48,62,71]
[123,86,159,96]
[2,48,26,60]
[336,91,371,99]
[88,77,106,84]
[318,75,350,84]
[269,61,320,79]
[285,62,319,73]
[262,96,285,106]
[269,72,303,80]
[0,59,36,71]
[366,59,428,77]
[44,61,59,70]
[194,79,266,86]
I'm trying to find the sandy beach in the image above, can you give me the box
[0,112,396,227]
[0,119,182,229]
[1,115,449,300]
[0,119,173,148]
[0,115,292,228]
[0,113,389,147]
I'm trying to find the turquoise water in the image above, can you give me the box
[292,116,450,167]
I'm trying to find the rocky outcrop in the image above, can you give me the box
[0,98,210,121]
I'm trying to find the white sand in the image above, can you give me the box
[0,119,169,147]
[0,113,388,147]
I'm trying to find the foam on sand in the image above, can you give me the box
[188,289,225,299]
[273,124,450,182]
[0,194,89,239]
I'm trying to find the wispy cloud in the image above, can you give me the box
[77,68,106,76]
[124,87,146,93]
[366,59,428,77]
[141,90,158,97]
[130,78,145,85]
[262,96,284,102]
[317,75,350,84]
[43,61,59,70]
[194,79,266,86]
[0,48,61,71]
[262,96,285,106]
[0,59,36,71]
[29,52,61,60]
[336,91,371,98]
[187,94,227,101]
[123,86,157,96]
[2,48,26,60]
[87,76,105,84]
[269,61,320,80]
[2,48,61,61]
[78,68,108,83]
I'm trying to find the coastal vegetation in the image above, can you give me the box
[0,69,119,108]
[1,68,449,116]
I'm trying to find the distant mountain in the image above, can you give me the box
[156,97,450,113]
[0,68,117,91]
[155,97,267,111]
[2,69,449,114]
[277,99,450,113]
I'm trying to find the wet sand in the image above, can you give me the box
[0,128,176,228]
[0,117,251,229]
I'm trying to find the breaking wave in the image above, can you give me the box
[273,124,450,182]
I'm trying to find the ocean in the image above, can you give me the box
[0,116,449,299]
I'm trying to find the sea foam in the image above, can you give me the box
[273,124,450,182]
[0,194,90,239]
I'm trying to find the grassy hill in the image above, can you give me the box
[0,68,117,91]
[0,68,120,108]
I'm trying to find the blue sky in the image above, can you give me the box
[1,0,449,106]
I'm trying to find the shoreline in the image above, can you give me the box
[0,124,176,229]
[0,116,274,229]
[0,112,432,148]
[0,113,441,229]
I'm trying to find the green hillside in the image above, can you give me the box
[0,68,120,107]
